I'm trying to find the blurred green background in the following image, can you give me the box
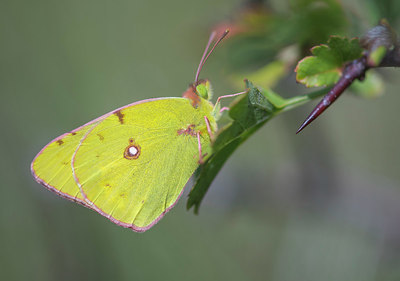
[2,0,400,280]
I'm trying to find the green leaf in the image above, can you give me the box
[296,36,363,87]
[187,80,275,213]
[247,84,275,113]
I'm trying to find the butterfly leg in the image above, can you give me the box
[204,116,213,139]
[219,107,230,113]
[214,91,247,112]
[196,132,208,164]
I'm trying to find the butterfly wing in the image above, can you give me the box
[72,97,216,232]
[31,121,100,207]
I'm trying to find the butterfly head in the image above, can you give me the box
[183,30,228,106]
[195,79,213,100]
[182,79,213,107]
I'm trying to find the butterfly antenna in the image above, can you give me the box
[195,31,216,84]
[194,30,229,84]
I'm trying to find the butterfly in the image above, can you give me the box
[31,31,235,232]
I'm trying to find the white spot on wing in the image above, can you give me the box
[129,146,138,156]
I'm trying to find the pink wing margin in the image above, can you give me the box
[31,97,189,232]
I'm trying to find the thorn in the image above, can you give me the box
[296,122,307,134]
[296,57,368,134]
[296,97,332,134]
[296,100,325,133]
[296,113,316,134]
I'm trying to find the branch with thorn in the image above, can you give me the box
[296,20,400,134]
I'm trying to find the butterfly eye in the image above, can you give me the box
[124,141,141,160]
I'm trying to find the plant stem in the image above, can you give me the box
[279,87,332,113]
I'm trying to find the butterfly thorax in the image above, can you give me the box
[181,79,217,137]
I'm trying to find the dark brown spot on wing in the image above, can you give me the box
[97,133,104,141]
[71,132,77,136]
[114,110,125,124]
[56,139,64,145]
[177,124,197,136]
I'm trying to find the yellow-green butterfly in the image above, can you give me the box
[31,31,232,232]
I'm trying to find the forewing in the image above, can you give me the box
[31,122,100,206]
[72,98,212,231]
